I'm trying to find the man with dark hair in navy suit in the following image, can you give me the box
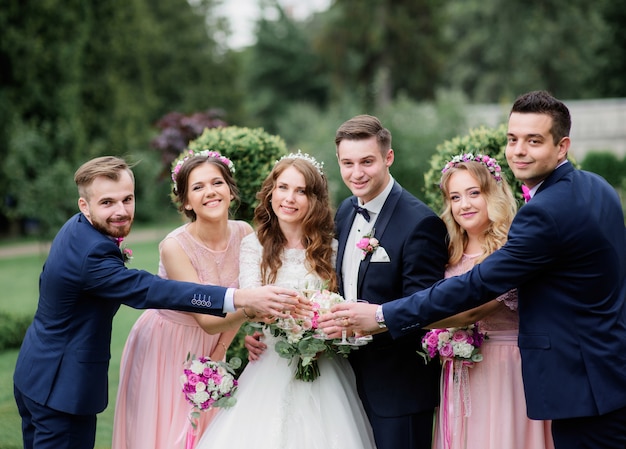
[321,92,626,449]
[333,115,448,449]
[14,156,301,449]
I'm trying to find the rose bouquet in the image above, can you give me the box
[180,353,241,448]
[419,323,486,364]
[245,289,357,382]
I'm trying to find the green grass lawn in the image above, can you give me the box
[0,232,165,449]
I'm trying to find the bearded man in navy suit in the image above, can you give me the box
[322,91,626,449]
[13,156,300,449]
[333,115,448,449]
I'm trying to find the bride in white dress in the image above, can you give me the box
[195,153,376,449]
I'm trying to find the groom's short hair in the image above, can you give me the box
[335,114,392,155]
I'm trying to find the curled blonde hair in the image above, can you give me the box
[439,161,517,265]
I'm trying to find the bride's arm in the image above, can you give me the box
[238,235,268,361]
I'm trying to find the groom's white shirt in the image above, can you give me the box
[341,177,394,301]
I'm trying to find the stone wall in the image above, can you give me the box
[467,98,626,160]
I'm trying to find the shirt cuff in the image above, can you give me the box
[223,288,236,313]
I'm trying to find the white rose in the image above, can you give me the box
[195,381,207,392]
[220,376,234,393]
[190,360,204,375]
[193,391,210,405]
[453,342,473,359]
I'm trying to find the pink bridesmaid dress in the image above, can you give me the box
[433,253,554,449]
[112,221,250,449]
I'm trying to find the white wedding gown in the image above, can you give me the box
[195,234,377,449]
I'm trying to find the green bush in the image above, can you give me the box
[0,311,31,351]
[187,127,288,221]
[581,151,626,188]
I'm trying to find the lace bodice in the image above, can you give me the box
[239,233,337,288]
[158,221,252,288]
[446,253,519,331]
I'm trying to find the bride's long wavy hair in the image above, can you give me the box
[439,161,517,266]
[254,158,337,291]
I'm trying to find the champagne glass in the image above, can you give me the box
[347,300,373,346]
[297,278,324,301]
[333,297,355,346]
[273,281,296,329]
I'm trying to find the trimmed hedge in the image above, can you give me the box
[0,311,31,351]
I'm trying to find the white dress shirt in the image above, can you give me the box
[341,177,394,301]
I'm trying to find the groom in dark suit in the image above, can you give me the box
[13,156,300,449]
[334,115,448,449]
[323,92,626,449]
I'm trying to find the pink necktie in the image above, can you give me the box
[521,185,531,203]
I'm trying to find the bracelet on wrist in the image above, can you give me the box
[242,307,255,320]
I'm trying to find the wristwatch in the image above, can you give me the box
[375,305,387,329]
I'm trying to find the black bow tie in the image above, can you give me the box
[352,200,371,222]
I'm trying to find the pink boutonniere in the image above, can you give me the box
[121,246,133,264]
[356,230,380,260]
[115,237,133,264]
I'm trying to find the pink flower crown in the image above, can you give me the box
[441,153,502,184]
[171,149,235,184]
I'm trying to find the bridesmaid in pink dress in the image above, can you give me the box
[429,156,554,449]
[112,152,254,449]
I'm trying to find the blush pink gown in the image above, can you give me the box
[111,220,251,449]
[433,253,554,449]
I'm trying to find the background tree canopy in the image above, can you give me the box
[1,0,624,237]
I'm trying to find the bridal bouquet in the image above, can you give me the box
[245,289,356,382]
[419,323,487,364]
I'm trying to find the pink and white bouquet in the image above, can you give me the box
[419,323,486,364]
[181,354,240,412]
[180,354,241,448]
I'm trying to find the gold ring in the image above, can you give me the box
[343,318,350,327]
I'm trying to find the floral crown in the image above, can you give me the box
[441,153,502,184]
[276,150,324,176]
[171,149,235,184]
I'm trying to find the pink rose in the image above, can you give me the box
[187,373,201,385]
[452,329,470,342]
[439,343,454,358]
[356,238,370,250]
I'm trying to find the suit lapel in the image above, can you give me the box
[536,162,574,196]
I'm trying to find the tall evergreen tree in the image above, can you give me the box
[0,0,239,236]
[243,2,329,131]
